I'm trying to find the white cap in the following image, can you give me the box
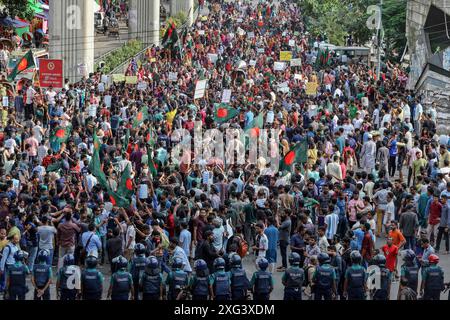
[367,134,373,139]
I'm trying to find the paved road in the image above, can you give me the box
[94,21,130,61]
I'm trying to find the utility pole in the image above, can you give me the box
[377,0,383,80]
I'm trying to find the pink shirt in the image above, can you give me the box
[25,136,39,157]
[348,199,364,222]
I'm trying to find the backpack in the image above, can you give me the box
[236,236,248,258]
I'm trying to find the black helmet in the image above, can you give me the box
[318,252,330,265]
[230,254,242,268]
[63,254,75,266]
[37,249,49,263]
[257,258,269,271]
[85,255,98,268]
[14,250,25,262]
[113,255,128,269]
[146,256,159,270]
[373,254,386,267]
[194,259,208,271]
[213,257,226,270]
[289,252,301,266]
[402,249,416,262]
[134,243,146,256]
[350,250,362,264]
[172,257,184,269]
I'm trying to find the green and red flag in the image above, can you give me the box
[117,164,134,199]
[316,48,331,67]
[146,127,157,147]
[89,130,109,190]
[213,103,239,123]
[133,106,149,128]
[279,139,308,171]
[122,128,130,153]
[162,22,179,48]
[147,147,158,177]
[50,125,72,145]
[7,50,35,81]
[245,113,264,138]
[108,189,131,208]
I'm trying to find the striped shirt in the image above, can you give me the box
[325,213,339,240]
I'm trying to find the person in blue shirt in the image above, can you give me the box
[387,132,398,178]
[81,223,102,260]
[6,250,30,300]
[264,217,278,273]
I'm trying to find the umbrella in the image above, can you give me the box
[0,17,29,28]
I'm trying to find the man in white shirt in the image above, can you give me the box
[414,99,423,135]
[253,222,268,268]
[123,219,136,260]
[25,83,36,119]
[45,86,57,106]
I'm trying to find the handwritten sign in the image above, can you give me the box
[168,72,178,81]
[257,48,265,53]
[247,31,255,39]
[279,51,292,61]
[290,58,302,67]
[249,59,257,66]
[125,76,138,84]
[208,53,219,64]
[112,74,125,82]
[306,82,319,95]
[221,89,232,104]
[273,62,286,71]
[289,40,296,47]
[194,79,208,99]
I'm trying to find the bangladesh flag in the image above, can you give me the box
[122,129,130,153]
[279,140,308,171]
[245,113,264,138]
[213,103,239,123]
[108,189,131,208]
[146,127,157,147]
[46,160,63,173]
[7,50,35,81]
[316,48,331,67]
[147,147,158,177]
[89,130,109,190]
[117,164,134,199]
[50,126,72,145]
[162,22,179,48]
[133,106,149,128]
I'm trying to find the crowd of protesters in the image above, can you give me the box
[0,0,448,300]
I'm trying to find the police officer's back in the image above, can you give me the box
[250,258,273,301]
[400,249,419,296]
[6,250,29,300]
[189,259,210,300]
[81,255,104,300]
[372,254,391,300]
[229,255,250,300]
[209,257,232,300]
[129,243,147,300]
[140,256,163,300]
[166,257,189,300]
[31,250,52,300]
[57,254,80,300]
[343,251,367,300]
[420,254,444,300]
[282,252,304,300]
[108,255,134,300]
[313,253,337,300]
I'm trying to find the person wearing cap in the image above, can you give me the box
[435,194,450,254]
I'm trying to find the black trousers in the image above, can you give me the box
[388,155,396,177]
[436,227,449,252]
[279,240,288,268]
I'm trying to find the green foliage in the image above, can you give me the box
[0,0,34,21]
[381,0,407,59]
[95,40,143,74]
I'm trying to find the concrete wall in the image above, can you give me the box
[49,0,95,83]
[128,0,160,46]
[170,0,194,26]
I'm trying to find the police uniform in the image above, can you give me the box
[32,263,52,300]
[210,270,231,300]
[422,265,444,300]
[140,269,163,300]
[251,270,273,301]
[110,270,133,300]
[129,256,147,300]
[58,265,78,300]
[401,263,419,294]
[313,264,336,300]
[282,266,304,300]
[7,262,29,300]
[230,267,250,300]
[166,269,189,300]
[189,272,210,300]
[345,265,367,300]
[81,268,104,300]
[373,267,391,300]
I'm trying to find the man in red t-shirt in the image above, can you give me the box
[382,237,399,277]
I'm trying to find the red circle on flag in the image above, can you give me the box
[55,129,65,138]
[18,59,29,72]
[250,128,260,138]
[284,151,295,166]
[217,108,228,118]
[126,179,133,190]
[137,112,143,122]
[110,195,117,206]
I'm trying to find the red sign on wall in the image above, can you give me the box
[39,59,63,88]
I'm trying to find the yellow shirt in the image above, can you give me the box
[307,148,318,166]
[7,226,20,241]
[0,239,8,251]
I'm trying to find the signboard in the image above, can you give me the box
[294,74,302,80]
[168,72,178,81]
[279,51,292,61]
[257,48,265,53]
[289,39,296,47]
[273,62,286,71]
[39,59,63,88]
[104,95,112,108]
[125,76,138,84]
[2,96,8,107]
[137,81,148,91]
[290,58,302,67]
[249,59,257,66]
[221,89,232,103]
[112,74,125,82]
[306,82,319,95]
[208,54,219,64]
[194,79,208,99]
[247,31,255,39]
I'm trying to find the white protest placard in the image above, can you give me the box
[2,96,8,107]
[198,30,205,35]
[104,95,112,108]
[249,59,257,66]
[247,31,255,39]
[289,39,296,47]
[273,61,286,71]
[237,18,243,23]
[308,104,318,118]
[194,79,208,99]
[208,53,219,64]
[229,33,235,39]
[221,89,232,104]
[98,82,105,93]
[294,74,302,80]
[257,48,265,53]
[137,81,148,91]
[290,58,302,67]
[362,97,369,107]
[237,27,246,36]
[277,81,290,93]
[168,72,178,82]
[101,75,109,84]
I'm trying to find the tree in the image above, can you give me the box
[0,0,34,21]
[381,0,407,59]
